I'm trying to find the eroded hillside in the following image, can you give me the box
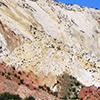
[0,0,100,99]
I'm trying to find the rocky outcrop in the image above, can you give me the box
[0,0,100,99]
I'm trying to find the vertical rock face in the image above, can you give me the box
[0,0,100,98]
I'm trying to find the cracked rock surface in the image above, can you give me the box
[0,0,100,99]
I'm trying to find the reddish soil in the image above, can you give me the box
[79,86,100,100]
[0,62,59,99]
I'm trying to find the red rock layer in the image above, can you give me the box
[79,86,100,100]
[0,62,59,99]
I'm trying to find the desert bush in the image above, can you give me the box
[0,92,36,100]
[58,72,83,100]
[0,92,21,100]
[24,96,35,100]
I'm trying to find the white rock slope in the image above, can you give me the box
[0,0,100,88]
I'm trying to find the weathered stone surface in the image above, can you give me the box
[0,0,100,99]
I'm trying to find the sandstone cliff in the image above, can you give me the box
[0,0,100,99]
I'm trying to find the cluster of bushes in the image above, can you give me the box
[0,92,35,100]
[58,72,84,100]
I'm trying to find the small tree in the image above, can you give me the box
[24,96,35,100]
[0,92,21,100]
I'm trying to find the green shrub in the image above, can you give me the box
[0,92,21,100]
[24,96,35,100]
[58,72,83,100]
[0,92,35,100]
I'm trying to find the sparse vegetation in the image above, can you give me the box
[18,71,22,75]
[20,79,24,84]
[12,67,15,70]
[0,92,21,100]
[5,75,11,80]
[14,73,17,78]
[58,72,83,100]
[24,96,35,100]
[0,92,35,100]
[1,72,4,76]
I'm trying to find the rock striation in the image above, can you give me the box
[0,0,100,99]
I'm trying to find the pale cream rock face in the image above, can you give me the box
[0,0,100,88]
